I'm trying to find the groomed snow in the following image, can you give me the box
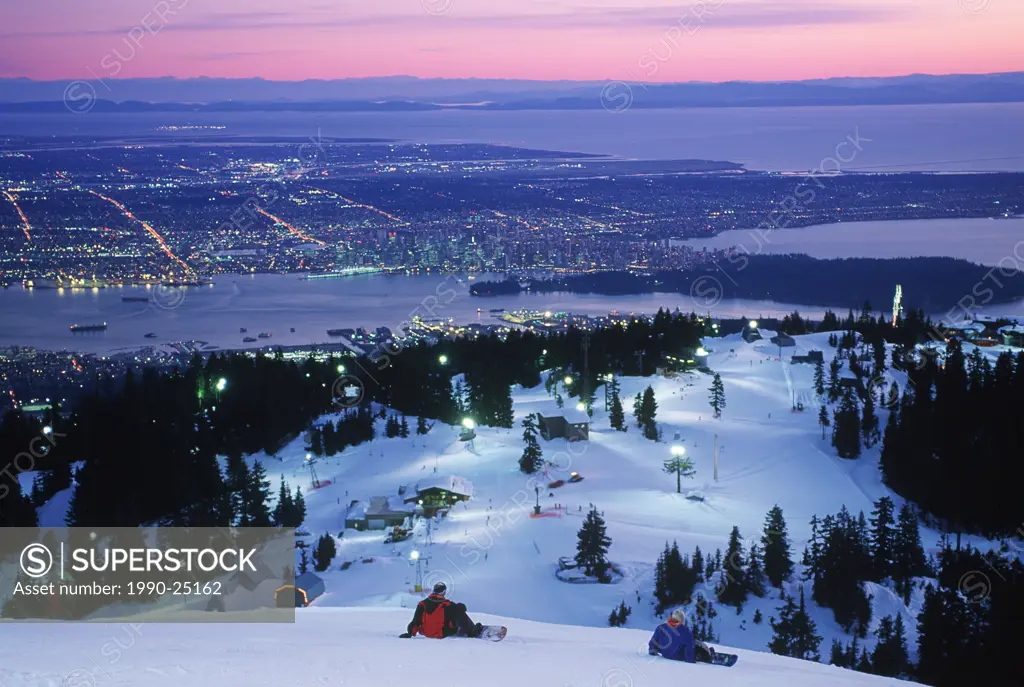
[1,608,907,687]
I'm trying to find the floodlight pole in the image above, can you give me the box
[713,434,719,482]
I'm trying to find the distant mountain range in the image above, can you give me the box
[2,72,1023,112]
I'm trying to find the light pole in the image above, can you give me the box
[534,485,541,515]
[410,550,423,592]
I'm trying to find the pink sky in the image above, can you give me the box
[1,0,1021,82]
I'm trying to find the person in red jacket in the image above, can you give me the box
[400,583,483,638]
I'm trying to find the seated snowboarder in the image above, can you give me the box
[400,582,483,639]
[648,608,716,663]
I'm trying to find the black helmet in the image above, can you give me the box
[432,582,447,596]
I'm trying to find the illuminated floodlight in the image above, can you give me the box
[337,364,345,373]
[216,378,227,392]
[42,426,53,435]
[696,347,708,356]
[563,376,573,386]
[438,354,448,365]
[461,418,475,430]
[576,402,585,412]
[409,550,420,561]
[749,320,758,329]
[671,444,686,457]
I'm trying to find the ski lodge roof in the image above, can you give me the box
[405,475,474,499]
[534,400,590,425]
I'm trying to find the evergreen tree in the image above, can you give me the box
[416,415,428,435]
[692,546,705,582]
[814,507,873,635]
[870,613,909,678]
[608,600,632,627]
[663,453,696,493]
[709,374,726,417]
[892,503,927,603]
[493,382,515,428]
[718,525,747,608]
[753,609,763,624]
[399,415,410,438]
[801,514,823,584]
[225,452,250,525]
[312,533,337,572]
[747,542,766,597]
[299,547,310,574]
[243,460,273,527]
[818,404,830,439]
[814,359,825,397]
[768,588,822,661]
[633,392,643,427]
[762,505,794,588]
[293,485,306,526]
[653,541,698,613]
[322,421,338,456]
[832,388,862,458]
[608,378,626,431]
[829,639,847,667]
[868,496,897,582]
[575,505,612,583]
[860,390,880,448]
[519,413,543,474]
[309,426,324,456]
[640,386,659,440]
[855,648,872,673]
[827,358,842,401]
[273,478,293,527]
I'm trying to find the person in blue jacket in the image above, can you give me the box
[648,608,715,663]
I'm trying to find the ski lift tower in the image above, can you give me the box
[892,284,903,325]
[305,453,320,489]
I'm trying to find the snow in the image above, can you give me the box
[21,329,1010,681]
[405,474,474,499]
[0,608,907,687]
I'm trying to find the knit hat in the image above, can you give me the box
[432,582,447,596]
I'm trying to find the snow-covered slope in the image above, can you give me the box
[220,330,965,657]
[22,328,1002,674]
[1,608,906,687]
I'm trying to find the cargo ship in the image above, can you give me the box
[144,332,157,339]
[258,332,272,339]
[242,336,258,343]
[70,322,107,332]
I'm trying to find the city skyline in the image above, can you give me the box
[1,0,1022,83]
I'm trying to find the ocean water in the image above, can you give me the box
[2,102,1023,172]
[684,217,1024,266]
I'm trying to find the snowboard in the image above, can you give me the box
[475,625,507,642]
[707,652,738,667]
[402,626,507,642]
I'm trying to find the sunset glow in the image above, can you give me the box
[1,0,1021,82]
